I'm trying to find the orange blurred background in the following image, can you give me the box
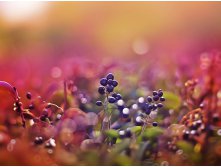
[1,2,221,59]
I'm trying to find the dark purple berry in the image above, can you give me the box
[106,73,114,80]
[135,116,144,126]
[145,108,151,115]
[28,104,35,110]
[34,136,43,145]
[160,97,165,102]
[153,104,158,110]
[100,78,107,86]
[107,79,113,85]
[119,130,126,139]
[122,108,130,118]
[153,91,158,96]
[153,95,159,101]
[112,93,118,98]
[157,103,163,108]
[40,115,47,121]
[152,122,158,127]
[213,114,219,123]
[108,97,116,103]
[106,85,114,93]
[148,105,153,110]
[26,92,32,100]
[147,96,152,102]
[112,80,118,87]
[98,86,105,94]
[158,91,163,97]
[116,93,122,100]
[125,128,132,137]
[183,131,189,140]
[96,101,103,106]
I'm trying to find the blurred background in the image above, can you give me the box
[0,1,221,92]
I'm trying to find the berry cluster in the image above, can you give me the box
[96,73,122,106]
[133,89,165,127]
[180,109,205,141]
[95,73,166,145]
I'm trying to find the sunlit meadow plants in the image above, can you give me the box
[0,51,221,165]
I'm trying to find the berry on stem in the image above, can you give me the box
[160,97,165,102]
[108,97,116,103]
[152,122,158,127]
[98,86,105,95]
[116,93,122,100]
[100,78,107,86]
[106,73,114,80]
[157,103,163,108]
[135,116,144,126]
[158,91,163,97]
[112,80,118,87]
[106,85,114,93]
[26,92,32,100]
[96,101,103,106]
[153,91,158,96]
[147,96,152,102]
[153,95,159,101]
[107,79,113,85]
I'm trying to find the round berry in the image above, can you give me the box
[122,108,130,118]
[112,80,118,87]
[125,128,132,137]
[145,108,151,115]
[183,131,189,140]
[34,136,43,145]
[112,93,117,98]
[153,104,158,110]
[158,91,163,97]
[135,116,143,126]
[117,99,124,106]
[153,95,159,101]
[107,79,113,85]
[119,130,125,139]
[26,92,32,100]
[100,78,107,86]
[157,103,163,108]
[108,97,116,103]
[106,73,114,80]
[160,97,165,102]
[116,93,122,100]
[138,97,145,103]
[148,104,153,110]
[106,85,114,93]
[96,101,103,106]
[28,104,35,110]
[147,96,152,102]
[153,91,158,96]
[98,86,105,95]
[152,122,158,127]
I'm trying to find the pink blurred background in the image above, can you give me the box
[0,2,221,91]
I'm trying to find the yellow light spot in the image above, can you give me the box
[194,143,201,153]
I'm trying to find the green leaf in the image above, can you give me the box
[163,91,181,110]
[136,141,150,160]
[143,127,163,139]
[130,126,142,134]
[111,138,130,154]
[114,155,133,165]
[105,129,119,138]
[176,140,194,154]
